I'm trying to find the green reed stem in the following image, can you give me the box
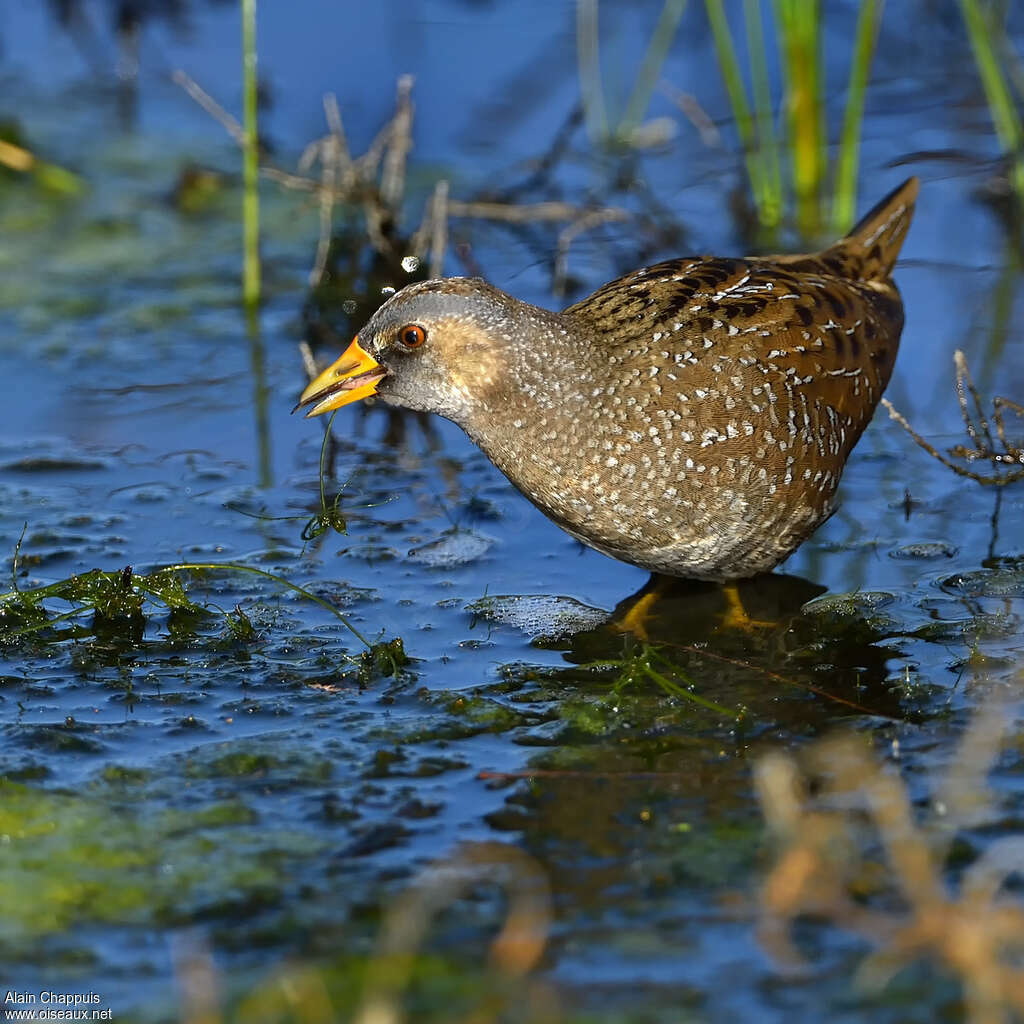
[577,0,608,144]
[742,0,782,227]
[773,0,825,236]
[998,25,1024,107]
[241,0,261,308]
[959,0,1024,199]
[831,0,885,233]
[705,0,774,225]
[622,0,689,137]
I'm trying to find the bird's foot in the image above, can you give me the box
[715,583,778,633]
[609,588,664,642]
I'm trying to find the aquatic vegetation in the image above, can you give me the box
[0,774,325,946]
[703,0,885,237]
[358,636,409,684]
[0,128,83,196]
[882,350,1024,486]
[958,0,1024,201]
[576,0,688,147]
[0,561,201,644]
[0,558,371,651]
[241,0,260,308]
[601,641,738,716]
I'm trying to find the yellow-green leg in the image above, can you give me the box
[717,582,776,632]
[610,578,674,641]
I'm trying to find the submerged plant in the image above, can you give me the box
[0,559,370,651]
[582,640,738,716]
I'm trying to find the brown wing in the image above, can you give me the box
[569,253,902,414]
[563,253,906,529]
[564,175,917,442]
[547,181,916,576]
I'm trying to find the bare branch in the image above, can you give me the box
[172,69,244,144]
[882,351,1024,486]
[380,74,414,213]
[429,180,449,278]
[661,81,722,148]
[554,208,631,296]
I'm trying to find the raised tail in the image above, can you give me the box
[825,176,919,281]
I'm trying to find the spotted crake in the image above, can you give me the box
[297,177,918,581]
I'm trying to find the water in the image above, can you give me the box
[1,2,1023,1021]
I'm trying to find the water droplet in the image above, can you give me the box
[401,255,420,273]
[381,286,396,297]
[342,299,357,314]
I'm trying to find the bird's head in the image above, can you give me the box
[295,277,560,426]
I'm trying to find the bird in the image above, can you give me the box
[296,178,918,587]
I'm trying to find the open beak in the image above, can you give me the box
[293,336,386,417]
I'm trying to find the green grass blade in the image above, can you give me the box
[622,0,689,138]
[241,0,261,308]
[997,22,1024,107]
[642,663,734,716]
[958,0,1024,198]
[742,0,782,227]
[577,0,608,145]
[166,561,371,648]
[705,0,772,225]
[773,0,825,236]
[832,0,885,233]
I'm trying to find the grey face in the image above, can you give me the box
[358,277,526,423]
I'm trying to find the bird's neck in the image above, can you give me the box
[456,309,603,522]
[463,306,595,433]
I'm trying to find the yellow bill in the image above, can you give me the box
[294,336,386,417]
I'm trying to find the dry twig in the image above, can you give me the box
[756,699,1024,1024]
[174,71,630,293]
[882,350,1024,486]
[307,93,349,285]
[353,842,553,1024]
[661,82,722,149]
[171,70,244,144]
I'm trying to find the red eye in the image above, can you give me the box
[399,324,427,348]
